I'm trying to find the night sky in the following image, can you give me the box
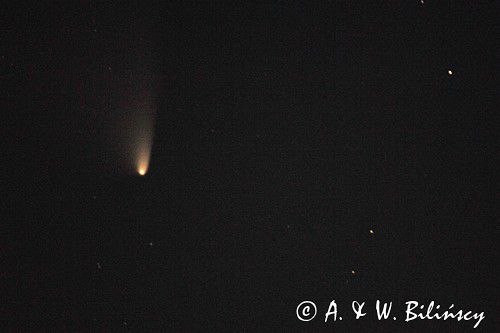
[2,1,497,331]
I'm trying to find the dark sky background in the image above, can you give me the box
[2,1,497,331]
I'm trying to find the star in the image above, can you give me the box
[448,69,453,75]
[369,229,374,234]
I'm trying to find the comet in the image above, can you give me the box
[134,110,154,176]
[136,147,150,176]
[127,90,155,177]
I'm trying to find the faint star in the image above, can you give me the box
[149,242,153,246]
[351,270,356,275]
[97,262,101,269]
